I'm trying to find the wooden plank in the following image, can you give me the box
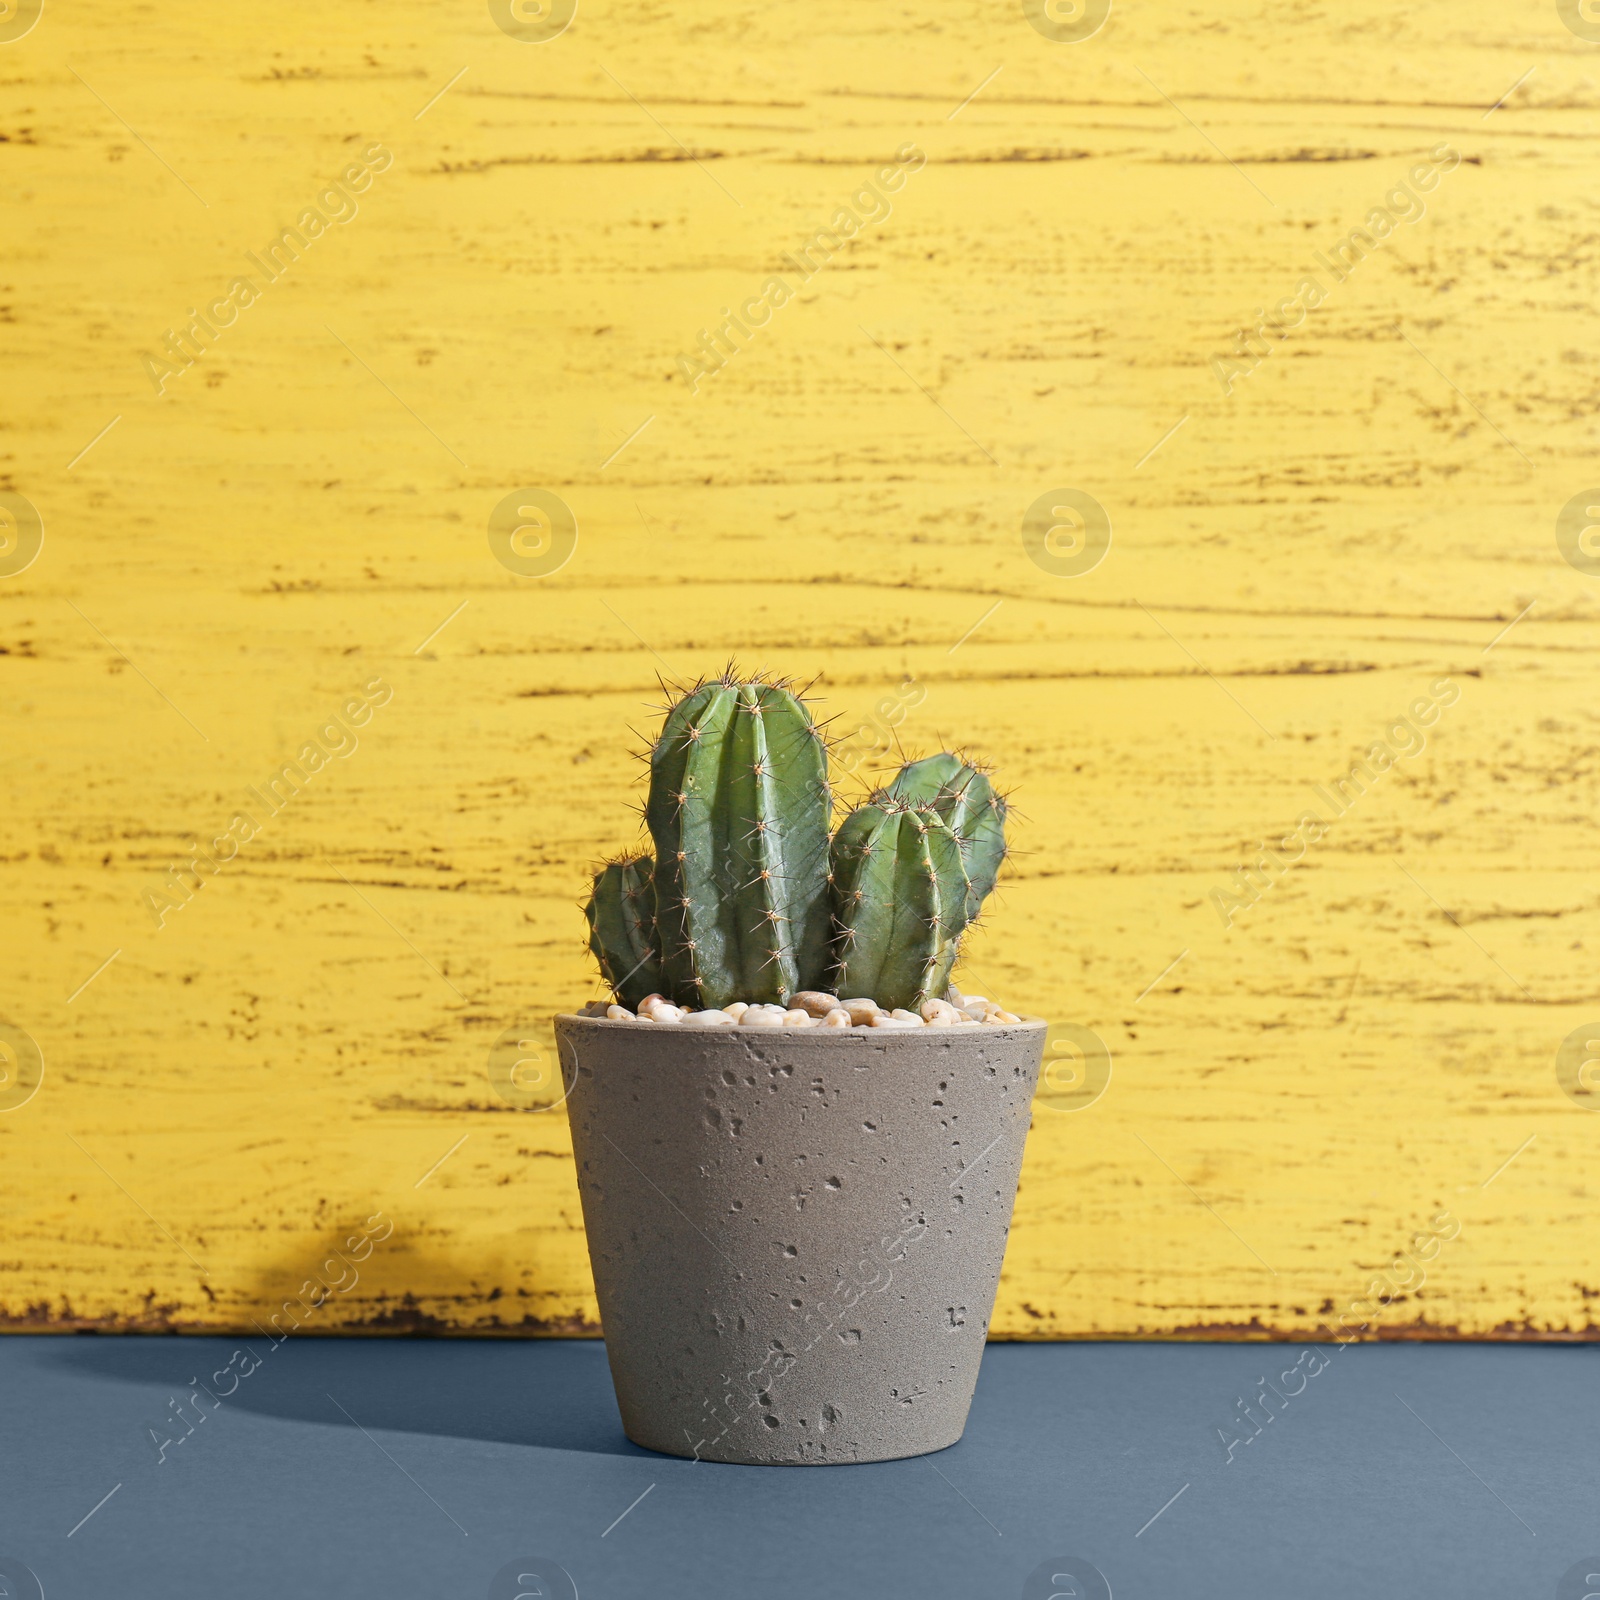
[3,0,1599,1338]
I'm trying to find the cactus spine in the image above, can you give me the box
[585,856,662,1009]
[645,674,832,1008]
[829,800,971,1011]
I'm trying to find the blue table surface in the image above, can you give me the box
[1,1335,1595,1599]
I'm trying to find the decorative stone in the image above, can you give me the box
[790,990,841,1018]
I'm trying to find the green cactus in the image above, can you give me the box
[644,673,832,1008]
[829,799,972,1010]
[582,680,1014,1013]
[585,856,662,1009]
[885,753,1008,923]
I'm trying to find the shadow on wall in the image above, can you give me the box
[233,1210,599,1339]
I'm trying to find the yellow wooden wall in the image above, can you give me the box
[5,0,1600,1339]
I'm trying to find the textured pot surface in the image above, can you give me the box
[557,1015,1045,1465]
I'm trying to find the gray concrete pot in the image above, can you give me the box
[556,1014,1045,1465]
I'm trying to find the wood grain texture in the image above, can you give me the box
[4,0,1600,1339]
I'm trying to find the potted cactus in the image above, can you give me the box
[556,671,1043,1464]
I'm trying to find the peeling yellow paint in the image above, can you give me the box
[3,2,1600,1338]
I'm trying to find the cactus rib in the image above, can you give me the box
[829,800,970,1011]
[646,673,832,1008]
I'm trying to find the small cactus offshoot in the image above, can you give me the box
[828,799,969,1009]
[581,670,1010,1013]
[884,752,1009,924]
[585,855,663,1011]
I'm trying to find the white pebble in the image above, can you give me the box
[584,990,1016,1032]
[790,990,841,1018]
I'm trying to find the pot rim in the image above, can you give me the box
[556,1012,1048,1034]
